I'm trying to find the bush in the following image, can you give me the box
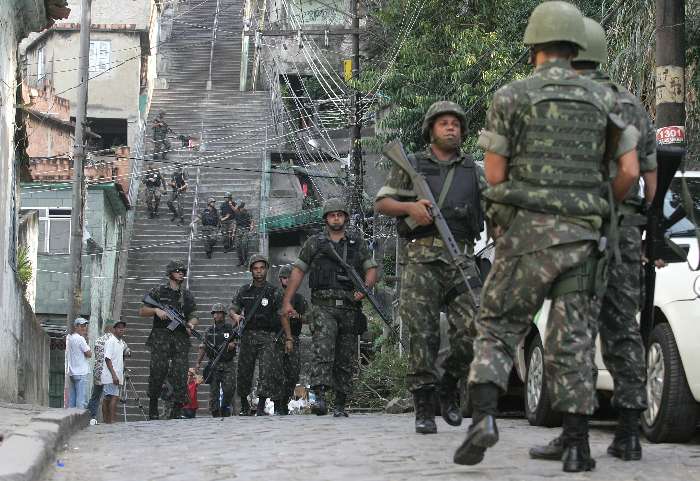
[17,245,32,286]
[351,347,408,410]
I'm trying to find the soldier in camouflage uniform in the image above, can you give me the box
[196,303,238,417]
[453,1,640,472]
[235,202,253,266]
[142,163,166,219]
[138,260,199,420]
[229,255,285,416]
[167,165,187,226]
[529,16,657,464]
[280,198,378,417]
[278,264,308,415]
[193,197,220,258]
[152,111,171,161]
[220,193,237,253]
[375,101,484,434]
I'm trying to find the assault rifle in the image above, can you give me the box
[640,144,686,344]
[142,294,217,352]
[322,240,407,350]
[382,140,481,308]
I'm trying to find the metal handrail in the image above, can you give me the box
[185,119,204,290]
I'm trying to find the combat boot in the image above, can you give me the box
[169,403,183,420]
[413,387,437,434]
[275,399,289,416]
[439,373,462,426]
[313,385,328,415]
[333,391,349,418]
[453,383,499,465]
[528,434,564,460]
[148,398,159,420]
[607,409,642,461]
[211,408,220,418]
[256,397,267,416]
[239,396,251,416]
[561,414,596,472]
[221,405,232,417]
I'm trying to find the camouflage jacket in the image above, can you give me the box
[375,148,486,264]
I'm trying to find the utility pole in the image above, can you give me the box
[349,0,363,217]
[67,0,92,329]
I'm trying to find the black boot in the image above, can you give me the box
[453,383,499,465]
[239,396,251,416]
[313,385,328,415]
[413,387,437,434]
[561,414,596,472]
[148,398,159,420]
[256,397,267,416]
[607,408,642,461]
[333,391,349,418]
[211,409,221,418]
[529,434,564,460]
[169,403,183,420]
[439,373,462,426]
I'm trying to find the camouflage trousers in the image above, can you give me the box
[237,330,284,400]
[167,190,184,219]
[201,225,218,254]
[208,360,236,413]
[400,258,479,391]
[283,336,302,400]
[470,241,599,415]
[592,225,647,410]
[236,231,251,265]
[153,138,170,160]
[221,219,235,251]
[146,187,161,213]
[309,304,357,394]
[147,328,190,404]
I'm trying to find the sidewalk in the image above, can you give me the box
[0,402,88,481]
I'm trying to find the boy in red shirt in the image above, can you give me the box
[182,368,201,418]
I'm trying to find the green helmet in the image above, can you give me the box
[421,101,467,143]
[278,264,293,278]
[207,197,216,204]
[523,1,587,50]
[248,254,269,270]
[224,192,232,199]
[574,17,607,65]
[211,302,227,314]
[322,198,349,218]
[165,259,187,276]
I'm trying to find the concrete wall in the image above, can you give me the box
[0,0,53,405]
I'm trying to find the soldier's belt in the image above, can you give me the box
[619,214,647,227]
[311,296,360,309]
[410,236,474,255]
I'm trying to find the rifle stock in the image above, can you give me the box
[381,140,480,308]
[142,293,214,350]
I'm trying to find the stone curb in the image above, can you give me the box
[0,408,89,481]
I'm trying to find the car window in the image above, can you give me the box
[665,177,700,237]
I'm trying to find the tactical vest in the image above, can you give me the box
[204,323,236,362]
[308,234,363,292]
[238,283,280,332]
[237,210,252,229]
[151,284,195,330]
[397,153,483,242]
[153,123,168,140]
[144,172,162,188]
[202,208,219,226]
[220,202,236,218]
[171,172,186,190]
[484,77,609,218]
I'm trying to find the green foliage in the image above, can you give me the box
[352,346,408,410]
[17,245,32,286]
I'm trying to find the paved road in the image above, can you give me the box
[44,414,700,481]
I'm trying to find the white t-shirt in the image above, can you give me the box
[67,333,91,376]
[100,336,126,385]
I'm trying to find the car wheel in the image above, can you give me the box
[642,323,699,443]
[525,335,562,427]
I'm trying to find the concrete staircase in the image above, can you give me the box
[119,0,270,420]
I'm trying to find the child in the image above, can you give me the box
[182,368,202,418]
[101,320,127,424]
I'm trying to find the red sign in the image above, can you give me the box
[657,125,685,145]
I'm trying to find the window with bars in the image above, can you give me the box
[89,41,111,74]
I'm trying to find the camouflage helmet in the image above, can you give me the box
[210,302,227,314]
[224,191,232,199]
[165,259,187,276]
[421,101,467,143]
[322,198,349,218]
[248,254,269,270]
[523,1,587,50]
[207,197,216,204]
[278,264,293,278]
[574,17,607,65]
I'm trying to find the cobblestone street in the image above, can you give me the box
[43,414,700,481]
